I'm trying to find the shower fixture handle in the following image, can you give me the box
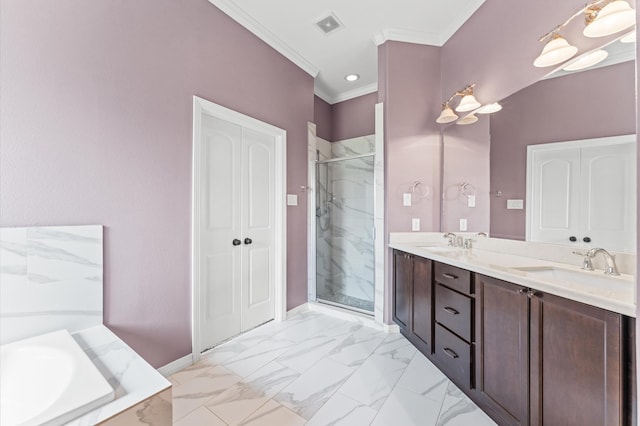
[244,238,253,245]
[232,239,241,246]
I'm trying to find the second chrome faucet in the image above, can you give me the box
[574,248,620,276]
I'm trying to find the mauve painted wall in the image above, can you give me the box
[489,62,635,240]
[314,96,333,141]
[442,118,490,234]
[378,41,441,322]
[332,92,377,141]
[0,0,313,367]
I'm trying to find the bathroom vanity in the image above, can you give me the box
[390,235,636,426]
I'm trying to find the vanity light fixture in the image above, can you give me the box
[562,49,609,71]
[534,0,636,67]
[583,0,635,38]
[534,33,578,67]
[436,83,501,125]
[456,114,478,125]
[345,74,359,82]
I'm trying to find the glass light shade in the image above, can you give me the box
[562,49,608,71]
[583,1,636,38]
[457,114,478,125]
[436,105,458,123]
[534,35,578,67]
[476,102,502,114]
[456,94,481,112]
[620,29,636,43]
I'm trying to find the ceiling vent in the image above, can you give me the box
[315,13,343,35]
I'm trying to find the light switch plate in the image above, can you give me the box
[467,195,476,208]
[411,218,420,231]
[403,193,412,206]
[459,218,468,231]
[507,199,524,209]
[287,194,298,206]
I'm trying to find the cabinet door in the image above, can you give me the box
[393,251,412,330]
[530,291,623,426]
[475,275,529,426]
[412,256,432,351]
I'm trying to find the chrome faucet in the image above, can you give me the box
[574,248,620,276]
[443,232,457,246]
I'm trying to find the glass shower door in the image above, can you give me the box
[316,154,375,314]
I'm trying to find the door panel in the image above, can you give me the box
[580,142,635,251]
[200,115,242,350]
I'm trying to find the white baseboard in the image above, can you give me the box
[383,323,400,333]
[158,354,193,377]
[286,303,309,318]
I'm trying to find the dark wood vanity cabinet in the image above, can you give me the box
[393,250,433,354]
[476,274,629,426]
[392,252,635,426]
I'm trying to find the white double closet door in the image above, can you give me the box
[199,114,276,351]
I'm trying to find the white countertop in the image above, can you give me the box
[389,240,636,317]
[67,325,171,425]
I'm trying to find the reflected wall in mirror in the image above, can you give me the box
[442,40,636,252]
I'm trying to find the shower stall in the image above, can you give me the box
[315,152,375,314]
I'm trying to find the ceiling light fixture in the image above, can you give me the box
[345,74,359,82]
[562,49,609,71]
[534,0,636,68]
[436,83,501,125]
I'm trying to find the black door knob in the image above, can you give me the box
[583,237,591,243]
[569,236,577,242]
[232,239,241,246]
[244,238,253,245]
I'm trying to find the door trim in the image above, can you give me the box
[192,96,287,363]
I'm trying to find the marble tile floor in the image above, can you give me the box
[169,311,497,426]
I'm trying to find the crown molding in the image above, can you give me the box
[208,0,319,77]
[374,27,444,47]
[314,83,378,105]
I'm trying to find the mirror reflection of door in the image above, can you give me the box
[526,135,636,252]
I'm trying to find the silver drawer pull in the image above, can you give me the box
[443,306,459,315]
[442,273,458,280]
[443,347,459,359]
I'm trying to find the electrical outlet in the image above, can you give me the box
[412,218,420,231]
[459,218,468,231]
[467,195,476,208]
[403,193,412,206]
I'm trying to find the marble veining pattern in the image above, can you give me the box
[169,311,496,425]
[316,135,376,313]
[0,225,103,345]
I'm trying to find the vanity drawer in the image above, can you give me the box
[435,284,472,342]
[435,262,472,295]
[435,324,472,389]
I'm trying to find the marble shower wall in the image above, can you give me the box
[0,225,103,344]
[316,136,375,309]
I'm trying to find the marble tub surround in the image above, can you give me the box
[389,232,636,316]
[0,225,103,345]
[169,310,495,425]
[67,325,172,425]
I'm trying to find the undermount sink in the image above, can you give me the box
[508,266,632,297]
[418,245,460,253]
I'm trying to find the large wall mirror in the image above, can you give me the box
[441,36,637,253]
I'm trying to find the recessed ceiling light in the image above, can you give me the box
[345,74,359,82]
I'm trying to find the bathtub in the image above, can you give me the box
[1,329,114,426]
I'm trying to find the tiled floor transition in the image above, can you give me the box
[169,310,497,426]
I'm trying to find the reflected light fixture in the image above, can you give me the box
[436,83,501,125]
[534,0,636,68]
[457,114,478,125]
[436,103,458,124]
[562,49,608,71]
[584,0,635,38]
[534,33,578,67]
[620,29,636,42]
[345,74,359,82]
